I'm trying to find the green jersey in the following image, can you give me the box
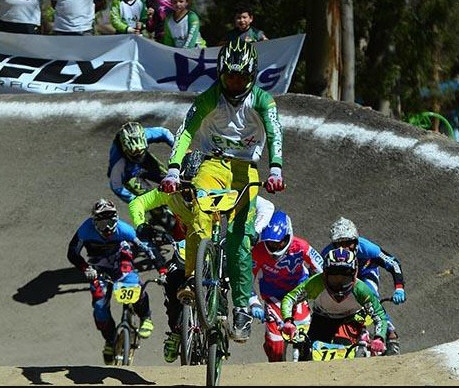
[281,273,388,340]
[168,83,283,169]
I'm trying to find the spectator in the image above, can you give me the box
[110,0,147,35]
[144,0,170,40]
[0,0,43,34]
[162,0,206,48]
[51,0,106,36]
[222,2,268,45]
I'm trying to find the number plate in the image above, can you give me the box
[113,284,141,304]
[197,191,238,212]
[312,341,356,361]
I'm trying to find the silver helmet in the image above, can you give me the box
[329,217,359,243]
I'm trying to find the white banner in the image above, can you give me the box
[0,32,304,95]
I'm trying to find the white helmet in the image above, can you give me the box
[329,217,359,243]
[91,198,118,238]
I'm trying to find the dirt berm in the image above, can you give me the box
[0,91,458,385]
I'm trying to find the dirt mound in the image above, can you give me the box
[0,91,458,384]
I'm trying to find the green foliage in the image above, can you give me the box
[200,0,458,113]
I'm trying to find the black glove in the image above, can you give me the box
[136,222,155,240]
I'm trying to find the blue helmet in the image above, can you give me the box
[260,211,293,258]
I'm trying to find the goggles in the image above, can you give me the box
[94,218,117,232]
[265,237,289,254]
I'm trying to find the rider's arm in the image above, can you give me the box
[109,158,136,203]
[353,280,389,341]
[128,188,170,227]
[294,237,324,274]
[361,237,405,289]
[253,87,283,168]
[145,127,175,148]
[254,196,275,235]
[281,273,321,321]
[67,232,89,272]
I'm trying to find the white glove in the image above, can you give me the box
[84,266,98,281]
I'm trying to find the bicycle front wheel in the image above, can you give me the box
[181,304,205,366]
[195,238,219,331]
[206,329,223,386]
[114,326,131,366]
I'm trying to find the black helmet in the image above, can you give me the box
[181,149,205,180]
[217,37,258,105]
[323,248,358,303]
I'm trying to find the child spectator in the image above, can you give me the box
[110,0,147,35]
[0,0,43,34]
[223,2,268,44]
[144,0,162,40]
[52,0,106,36]
[161,0,206,48]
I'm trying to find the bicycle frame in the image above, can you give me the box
[102,273,160,366]
[186,181,264,386]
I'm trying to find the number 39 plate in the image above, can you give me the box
[113,284,141,304]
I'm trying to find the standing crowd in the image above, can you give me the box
[0,0,268,47]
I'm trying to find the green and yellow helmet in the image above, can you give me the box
[217,38,258,105]
[119,122,148,162]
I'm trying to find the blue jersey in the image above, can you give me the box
[107,127,174,203]
[67,218,150,272]
[321,236,404,297]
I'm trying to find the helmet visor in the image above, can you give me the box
[221,72,252,97]
[265,235,289,255]
[333,239,357,250]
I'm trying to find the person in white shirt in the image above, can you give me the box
[52,0,106,36]
[0,0,43,34]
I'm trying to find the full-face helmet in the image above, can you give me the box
[118,122,148,162]
[217,37,258,105]
[91,198,118,238]
[323,247,358,302]
[260,211,293,259]
[330,217,359,251]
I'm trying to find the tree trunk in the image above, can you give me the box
[341,0,355,102]
[305,0,341,99]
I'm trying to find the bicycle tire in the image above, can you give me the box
[206,330,223,386]
[114,326,131,366]
[180,305,192,365]
[195,238,219,331]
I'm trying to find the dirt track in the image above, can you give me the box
[0,91,458,385]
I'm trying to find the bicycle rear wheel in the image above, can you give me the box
[114,326,131,365]
[181,304,205,365]
[195,238,219,331]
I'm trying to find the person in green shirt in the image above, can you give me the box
[161,0,205,48]
[281,248,389,360]
[159,38,285,343]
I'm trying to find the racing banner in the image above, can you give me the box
[0,32,304,95]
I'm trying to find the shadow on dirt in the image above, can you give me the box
[12,259,155,306]
[20,366,156,385]
[12,268,88,305]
